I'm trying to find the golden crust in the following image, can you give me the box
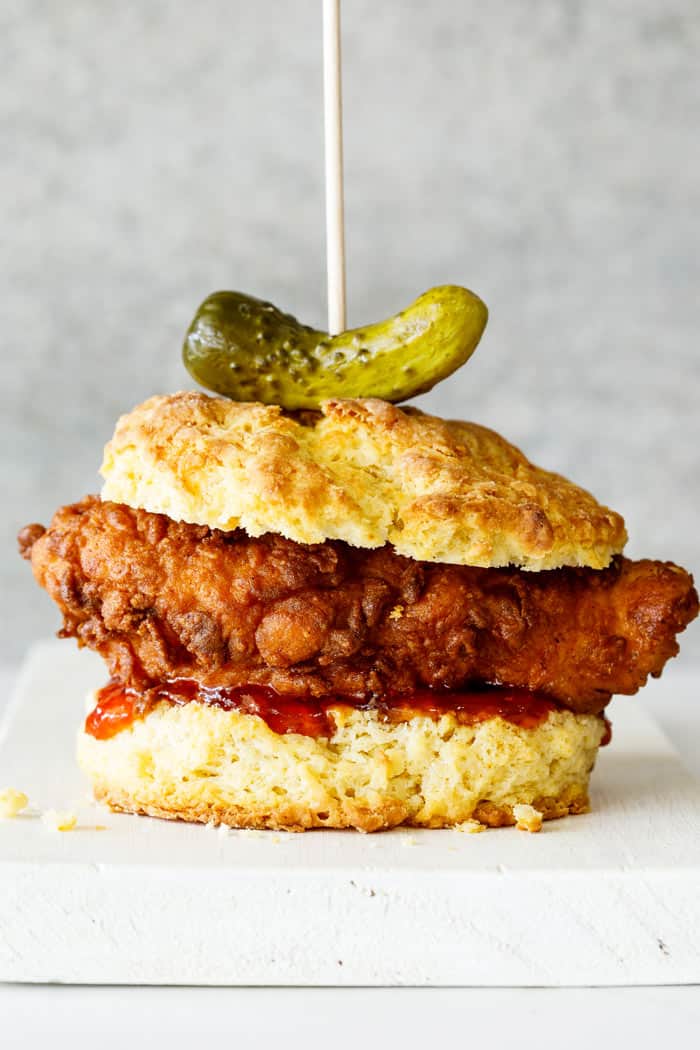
[91,784,590,833]
[77,697,604,832]
[101,392,627,570]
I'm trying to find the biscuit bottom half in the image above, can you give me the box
[77,695,606,832]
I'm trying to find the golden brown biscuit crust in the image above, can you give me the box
[92,784,590,832]
[101,392,627,570]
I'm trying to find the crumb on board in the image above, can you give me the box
[455,819,485,834]
[512,804,543,833]
[388,604,404,620]
[401,834,418,847]
[0,788,29,819]
[41,809,78,832]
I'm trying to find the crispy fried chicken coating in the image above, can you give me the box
[19,497,698,714]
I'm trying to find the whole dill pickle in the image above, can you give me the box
[182,285,488,409]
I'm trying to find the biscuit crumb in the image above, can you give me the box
[388,604,404,620]
[401,834,418,847]
[42,809,78,832]
[455,819,485,834]
[513,804,543,833]
[0,788,29,819]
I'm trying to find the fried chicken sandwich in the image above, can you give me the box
[18,391,698,830]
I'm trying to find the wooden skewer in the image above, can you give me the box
[323,0,346,334]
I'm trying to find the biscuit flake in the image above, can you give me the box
[41,809,78,832]
[455,819,486,834]
[0,788,29,819]
[513,804,544,833]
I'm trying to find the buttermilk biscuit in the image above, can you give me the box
[101,392,626,571]
[77,699,605,832]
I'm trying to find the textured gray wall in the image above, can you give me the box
[2,0,699,665]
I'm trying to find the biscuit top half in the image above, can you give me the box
[100,392,626,570]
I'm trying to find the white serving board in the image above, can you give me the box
[1,641,699,986]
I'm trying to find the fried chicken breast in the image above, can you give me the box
[19,496,698,714]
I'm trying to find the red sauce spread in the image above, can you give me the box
[85,681,139,740]
[84,678,607,743]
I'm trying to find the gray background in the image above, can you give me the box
[2,0,698,667]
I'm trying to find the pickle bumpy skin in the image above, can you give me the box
[183,285,488,410]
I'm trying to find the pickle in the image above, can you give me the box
[182,285,488,409]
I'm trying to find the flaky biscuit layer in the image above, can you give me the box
[101,393,626,570]
[78,698,604,832]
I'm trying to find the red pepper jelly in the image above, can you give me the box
[85,680,139,740]
[83,678,598,743]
